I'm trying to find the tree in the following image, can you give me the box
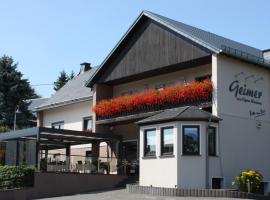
[53,70,75,91]
[53,70,69,91]
[0,55,38,129]
[70,70,75,80]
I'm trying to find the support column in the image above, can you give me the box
[91,141,100,173]
[36,132,40,170]
[66,145,71,172]
[109,141,119,174]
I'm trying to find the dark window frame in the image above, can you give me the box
[208,126,217,156]
[182,125,200,155]
[161,126,174,156]
[51,121,64,129]
[83,116,93,131]
[144,128,156,157]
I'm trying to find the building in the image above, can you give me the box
[1,10,270,192]
[86,11,270,190]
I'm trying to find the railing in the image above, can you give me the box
[40,153,120,174]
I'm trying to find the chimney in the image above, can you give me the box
[80,62,91,74]
[263,49,270,61]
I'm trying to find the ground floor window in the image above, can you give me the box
[182,125,200,155]
[144,129,156,157]
[208,126,217,156]
[161,127,174,155]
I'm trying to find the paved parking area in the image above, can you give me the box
[37,189,252,200]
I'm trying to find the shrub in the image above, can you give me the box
[232,170,263,193]
[0,165,35,190]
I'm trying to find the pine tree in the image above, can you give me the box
[69,70,75,80]
[53,70,70,91]
[0,55,38,129]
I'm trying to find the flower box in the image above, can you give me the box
[93,80,212,120]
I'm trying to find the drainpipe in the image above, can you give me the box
[205,117,211,189]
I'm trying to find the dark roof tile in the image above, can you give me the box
[137,106,220,125]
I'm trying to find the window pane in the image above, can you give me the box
[52,121,64,129]
[83,117,92,131]
[161,127,174,155]
[144,129,156,156]
[208,127,216,156]
[183,126,200,155]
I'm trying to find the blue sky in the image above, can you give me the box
[0,0,269,97]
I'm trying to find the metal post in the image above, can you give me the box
[13,105,19,131]
[13,107,17,131]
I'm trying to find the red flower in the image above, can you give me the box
[93,79,212,118]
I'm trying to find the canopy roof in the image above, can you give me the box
[137,106,220,125]
[0,127,121,150]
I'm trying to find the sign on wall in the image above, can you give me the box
[228,71,266,121]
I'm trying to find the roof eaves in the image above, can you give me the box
[220,45,270,69]
[34,96,92,112]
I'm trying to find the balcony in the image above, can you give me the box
[93,80,212,124]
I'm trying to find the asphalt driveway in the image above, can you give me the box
[37,189,252,200]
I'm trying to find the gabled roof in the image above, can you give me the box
[86,10,270,87]
[34,67,98,111]
[137,106,220,125]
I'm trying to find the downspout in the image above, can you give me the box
[205,117,211,189]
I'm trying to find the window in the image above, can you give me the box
[182,126,200,155]
[51,121,64,129]
[161,127,174,155]
[195,74,211,82]
[208,126,217,156]
[144,129,156,157]
[83,117,92,131]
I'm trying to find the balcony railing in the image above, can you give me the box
[94,80,212,121]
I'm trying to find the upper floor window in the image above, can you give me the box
[208,126,217,156]
[144,129,156,157]
[182,125,200,155]
[83,116,92,131]
[195,74,211,82]
[161,127,174,155]
[51,121,64,129]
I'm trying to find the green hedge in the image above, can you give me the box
[0,165,35,190]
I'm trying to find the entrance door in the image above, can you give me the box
[121,140,138,176]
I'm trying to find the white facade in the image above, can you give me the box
[139,55,270,190]
[212,55,270,188]
[42,100,92,131]
[139,121,218,189]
